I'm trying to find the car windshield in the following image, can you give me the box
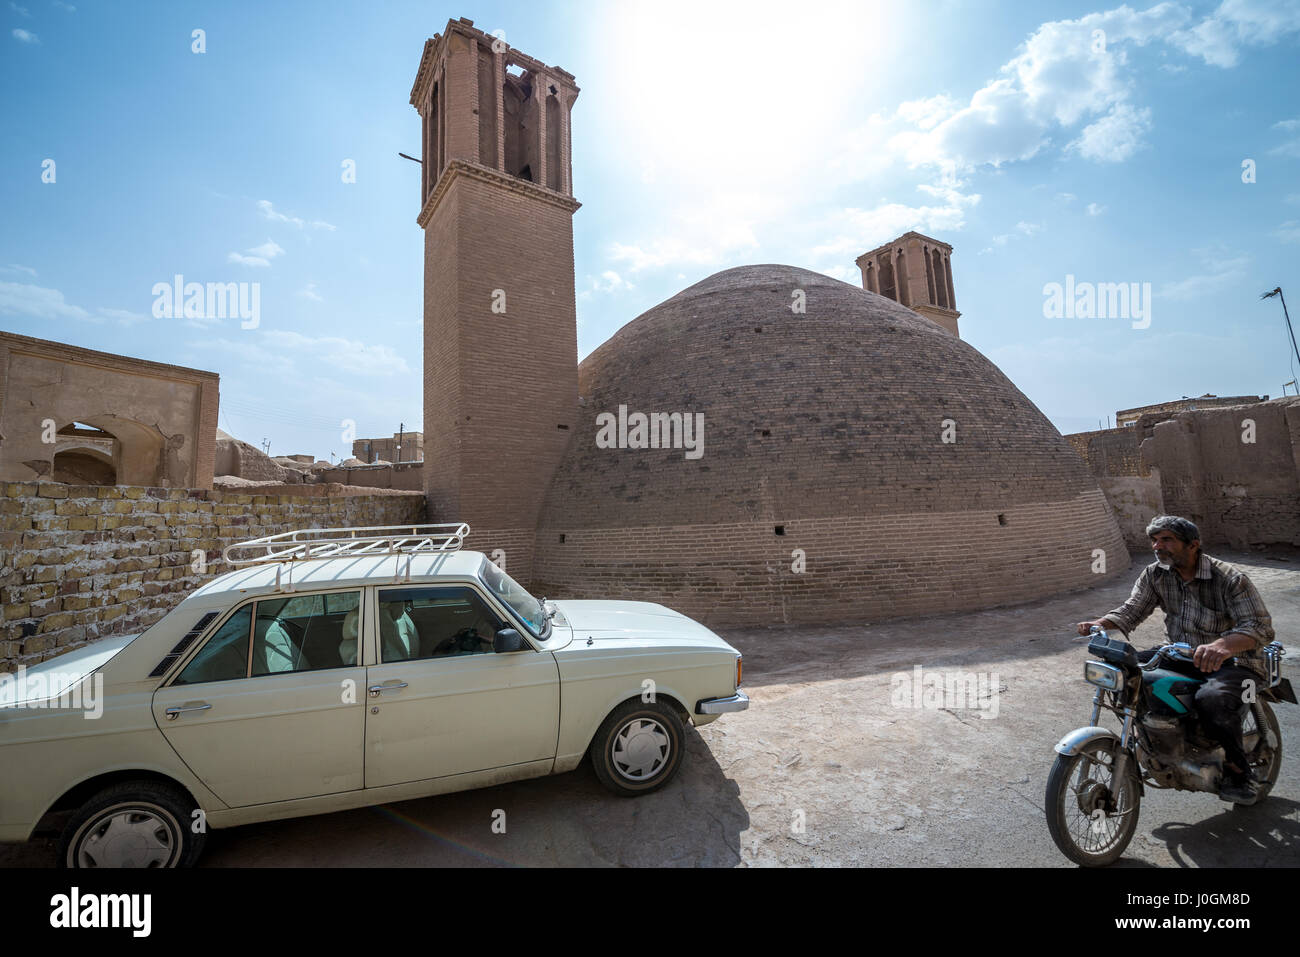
[479,558,549,638]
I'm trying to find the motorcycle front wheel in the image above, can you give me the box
[1045,741,1141,867]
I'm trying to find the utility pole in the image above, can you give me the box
[1262,287,1300,368]
[397,423,404,465]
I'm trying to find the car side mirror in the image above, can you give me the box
[494,628,524,653]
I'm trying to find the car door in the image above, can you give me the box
[363,583,560,789]
[152,589,367,807]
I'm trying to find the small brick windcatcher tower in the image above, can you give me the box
[412,18,581,581]
[856,231,960,337]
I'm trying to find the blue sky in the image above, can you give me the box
[2,0,1298,458]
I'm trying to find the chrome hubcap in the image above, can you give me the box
[612,717,671,781]
[75,806,177,868]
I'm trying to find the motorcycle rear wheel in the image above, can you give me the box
[1045,742,1141,867]
[1240,700,1282,802]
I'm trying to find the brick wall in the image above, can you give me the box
[0,483,424,672]
[533,491,1128,627]
[1065,427,1148,477]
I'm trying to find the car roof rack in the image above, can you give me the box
[222,524,471,586]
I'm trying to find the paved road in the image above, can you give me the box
[5,550,1298,867]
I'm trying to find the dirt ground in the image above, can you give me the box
[4,549,1298,867]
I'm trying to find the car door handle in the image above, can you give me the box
[368,681,409,697]
[164,703,212,720]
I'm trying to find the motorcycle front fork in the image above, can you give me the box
[1080,690,1138,801]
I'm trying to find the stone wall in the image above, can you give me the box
[0,483,425,672]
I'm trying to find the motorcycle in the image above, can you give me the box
[1045,627,1295,866]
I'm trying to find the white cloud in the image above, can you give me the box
[1270,118,1300,157]
[896,94,961,131]
[1274,221,1300,244]
[257,199,335,231]
[0,281,91,321]
[9,3,30,16]
[261,332,408,377]
[1070,103,1153,162]
[579,271,635,299]
[12,27,37,43]
[820,265,860,283]
[227,239,284,268]
[0,281,144,324]
[247,240,284,260]
[0,263,37,277]
[51,0,75,9]
[809,187,980,261]
[227,252,270,268]
[297,282,323,301]
[1016,221,1042,236]
[1160,247,1250,300]
[1170,0,1300,67]
[1087,202,1107,215]
[889,1,1300,178]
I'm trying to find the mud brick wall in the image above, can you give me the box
[1065,427,1148,477]
[0,484,425,671]
[1140,398,1300,549]
[1063,428,1164,549]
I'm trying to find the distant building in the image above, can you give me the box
[353,432,423,464]
[0,331,219,488]
[1116,394,1267,427]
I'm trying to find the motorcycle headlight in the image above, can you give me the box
[1084,661,1123,691]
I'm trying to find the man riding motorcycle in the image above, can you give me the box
[1076,514,1275,804]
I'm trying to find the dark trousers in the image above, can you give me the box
[1138,647,1256,772]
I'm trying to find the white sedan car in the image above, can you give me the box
[0,525,747,867]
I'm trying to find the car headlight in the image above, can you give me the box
[1084,660,1123,691]
[736,656,743,689]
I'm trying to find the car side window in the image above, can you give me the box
[173,606,253,685]
[252,590,362,676]
[378,586,508,662]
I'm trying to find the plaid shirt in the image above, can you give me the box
[1102,552,1275,680]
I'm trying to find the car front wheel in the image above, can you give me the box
[590,699,685,796]
[58,781,205,868]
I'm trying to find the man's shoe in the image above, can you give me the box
[1219,771,1259,805]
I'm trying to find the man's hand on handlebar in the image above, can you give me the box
[1076,619,1111,636]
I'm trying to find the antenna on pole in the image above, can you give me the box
[1262,287,1300,369]
[398,153,423,164]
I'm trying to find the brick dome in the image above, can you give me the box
[533,265,1126,625]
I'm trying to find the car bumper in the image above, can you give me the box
[696,692,749,715]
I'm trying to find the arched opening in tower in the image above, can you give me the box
[503,67,536,182]
[932,249,949,308]
[545,90,562,191]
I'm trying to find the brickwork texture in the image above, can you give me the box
[0,484,424,671]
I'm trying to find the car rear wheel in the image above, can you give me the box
[590,699,685,796]
[58,781,205,868]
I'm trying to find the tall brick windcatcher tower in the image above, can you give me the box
[411,18,581,581]
[856,232,960,337]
